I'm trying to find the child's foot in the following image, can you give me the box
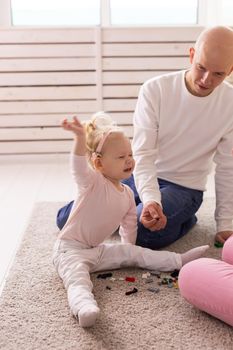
[76,305,100,327]
[181,245,209,266]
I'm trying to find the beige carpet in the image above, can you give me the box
[0,199,232,350]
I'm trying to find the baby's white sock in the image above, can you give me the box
[77,304,100,328]
[181,245,209,266]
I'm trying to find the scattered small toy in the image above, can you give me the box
[144,278,154,284]
[147,287,160,293]
[150,271,161,278]
[170,269,179,278]
[125,276,136,282]
[97,270,179,294]
[125,287,138,295]
[160,277,172,284]
[214,241,224,248]
[158,275,178,288]
[142,272,151,279]
[97,272,113,279]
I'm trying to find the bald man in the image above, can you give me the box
[56,26,233,250]
[130,26,233,249]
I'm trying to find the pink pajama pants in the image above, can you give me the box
[179,235,233,327]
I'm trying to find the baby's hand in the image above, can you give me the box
[61,116,85,137]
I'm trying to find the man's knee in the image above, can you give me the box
[135,221,179,249]
[161,190,203,223]
[136,209,197,250]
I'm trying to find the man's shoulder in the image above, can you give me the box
[218,80,233,103]
[142,70,183,89]
[222,80,233,92]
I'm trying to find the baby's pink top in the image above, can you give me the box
[59,154,137,247]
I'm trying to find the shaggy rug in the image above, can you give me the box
[0,199,232,350]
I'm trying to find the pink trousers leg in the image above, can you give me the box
[222,234,233,265]
[179,235,233,327]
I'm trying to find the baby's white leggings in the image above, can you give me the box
[53,239,182,316]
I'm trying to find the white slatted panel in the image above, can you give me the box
[0,28,98,154]
[0,26,203,155]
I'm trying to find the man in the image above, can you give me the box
[57,26,233,250]
[132,26,233,249]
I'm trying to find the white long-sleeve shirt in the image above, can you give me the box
[133,70,233,232]
[59,154,137,247]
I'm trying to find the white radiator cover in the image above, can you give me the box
[0,26,205,154]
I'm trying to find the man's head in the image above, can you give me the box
[185,26,233,97]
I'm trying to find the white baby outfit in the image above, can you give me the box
[53,154,182,325]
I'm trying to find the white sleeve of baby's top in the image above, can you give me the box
[70,153,95,189]
[119,187,137,244]
[132,82,162,206]
[213,128,233,232]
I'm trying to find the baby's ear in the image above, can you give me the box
[91,153,103,170]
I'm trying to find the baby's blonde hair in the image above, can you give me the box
[84,111,122,161]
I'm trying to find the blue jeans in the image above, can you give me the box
[135,178,203,249]
[56,175,203,249]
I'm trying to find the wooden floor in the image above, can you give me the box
[0,154,215,295]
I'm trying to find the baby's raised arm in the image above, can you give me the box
[61,116,86,156]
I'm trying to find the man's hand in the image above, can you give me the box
[215,230,233,244]
[140,201,167,231]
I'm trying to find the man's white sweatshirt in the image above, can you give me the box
[133,70,233,232]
